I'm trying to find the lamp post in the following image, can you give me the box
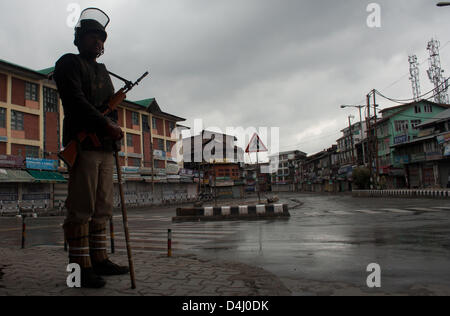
[437,2,450,7]
[340,105,365,165]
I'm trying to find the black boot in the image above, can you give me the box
[92,259,130,276]
[81,267,106,288]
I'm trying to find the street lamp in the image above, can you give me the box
[437,2,450,7]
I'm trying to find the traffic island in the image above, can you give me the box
[173,204,290,222]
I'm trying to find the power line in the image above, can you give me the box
[374,77,450,105]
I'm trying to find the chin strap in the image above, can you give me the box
[96,48,105,59]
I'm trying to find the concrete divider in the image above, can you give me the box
[173,204,290,222]
[353,189,450,199]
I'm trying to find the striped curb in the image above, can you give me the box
[173,204,290,222]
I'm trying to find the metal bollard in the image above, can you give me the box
[168,229,172,257]
[110,219,115,254]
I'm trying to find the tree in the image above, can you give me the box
[353,167,371,190]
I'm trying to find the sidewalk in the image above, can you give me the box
[0,246,290,296]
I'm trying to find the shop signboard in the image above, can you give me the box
[166,163,180,175]
[394,155,410,164]
[179,169,194,177]
[153,150,166,160]
[444,144,450,157]
[121,166,140,174]
[411,153,426,163]
[394,134,408,145]
[25,158,58,171]
[0,155,24,169]
[426,152,443,161]
[437,133,450,145]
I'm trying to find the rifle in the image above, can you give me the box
[58,71,149,168]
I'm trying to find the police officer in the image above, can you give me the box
[54,8,129,288]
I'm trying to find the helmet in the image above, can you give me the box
[74,8,110,47]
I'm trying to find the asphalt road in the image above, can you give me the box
[1,193,450,295]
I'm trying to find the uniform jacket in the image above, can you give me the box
[54,53,119,152]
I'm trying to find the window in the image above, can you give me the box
[158,139,165,150]
[414,105,421,114]
[168,121,175,134]
[126,134,133,147]
[142,115,150,131]
[11,111,24,131]
[394,120,409,133]
[0,108,5,128]
[424,105,433,113]
[132,112,139,126]
[26,146,39,158]
[411,120,422,129]
[166,141,175,152]
[25,82,38,101]
[152,117,157,129]
[43,87,58,112]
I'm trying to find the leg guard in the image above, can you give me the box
[89,221,109,264]
[64,223,91,269]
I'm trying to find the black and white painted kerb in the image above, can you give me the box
[173,204,290,222]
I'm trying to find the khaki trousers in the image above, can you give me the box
[64,150,115,227]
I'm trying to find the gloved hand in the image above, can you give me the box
[105,118,124,141]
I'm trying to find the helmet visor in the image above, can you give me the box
[76,7,110,28]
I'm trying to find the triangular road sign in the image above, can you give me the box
[245,133,268,153]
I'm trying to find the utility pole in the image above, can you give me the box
[357,107,366,166]
[366,93,374,189]
[373,89,380,188]
[348,116,356,165]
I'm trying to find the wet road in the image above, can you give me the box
[1,193,450,295]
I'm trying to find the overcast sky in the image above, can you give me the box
[1,0,450,160]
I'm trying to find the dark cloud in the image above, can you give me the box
[1,0,449,156]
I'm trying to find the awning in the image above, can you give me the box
[27,170,67,183]
[0,169,35,183]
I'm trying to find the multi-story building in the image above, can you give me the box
[242,163,271,193]
[373,100,449,188]
[300,145,339,193]
[392,109,450,188]
[0,58,190,208]
[270,150,307,192]
[336,121,365,167]
[182,130,245,199]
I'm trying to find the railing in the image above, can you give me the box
[353,189,450,199]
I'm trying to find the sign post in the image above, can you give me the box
[246,134,268,204]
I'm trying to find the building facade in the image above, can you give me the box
[270,150,307,192]
[0,58,193,209]
[374,100,449,189]
[392,109,450,189]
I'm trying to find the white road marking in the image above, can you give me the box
[379,208,414,214]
